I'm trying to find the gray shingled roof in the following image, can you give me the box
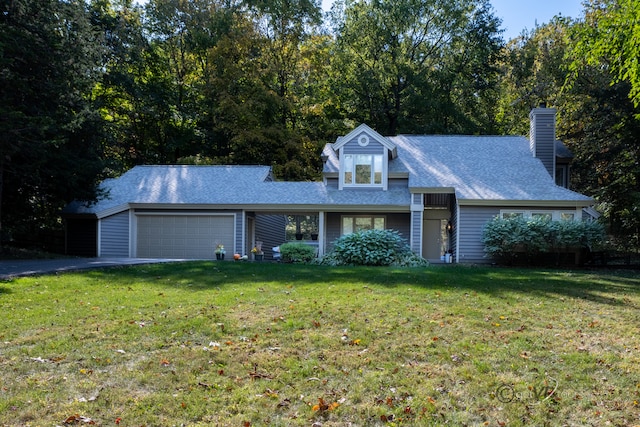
[66,133,591,216]
[323,134,591,203]
[65,165,410,215]
[390,135,591,202]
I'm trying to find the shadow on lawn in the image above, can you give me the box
[85,261,640,308]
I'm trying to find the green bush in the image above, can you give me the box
[279,242,317,263]
[482,216,605,264]
[320,229,429,267]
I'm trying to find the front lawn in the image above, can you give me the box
[1,263,639,426]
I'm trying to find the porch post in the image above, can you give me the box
[318,211,325,257]
[410,193,424,256]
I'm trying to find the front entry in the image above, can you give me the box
[423,218,449,261]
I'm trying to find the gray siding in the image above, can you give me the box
[450,201,458,259]
[343,137,385,155]
[387,213,411,240]
[326,213,342,248]
[529,108,556,178]
[255,214,287,260]
[457,206,500,264]
[100,211,130,257]
[389,178,409,189]
[325,178,339,189]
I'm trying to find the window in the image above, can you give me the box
[531,212,552,221]
[500,210,579,221]
[343,154,383,186]
[501,212,524,219]
[555,165,569,188]
[342,216,385,234]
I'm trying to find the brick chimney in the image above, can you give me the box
[529,106,556,179]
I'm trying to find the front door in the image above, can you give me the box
[423,218,448,261]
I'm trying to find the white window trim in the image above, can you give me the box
[338,147,388,190]
[341,215,387,235]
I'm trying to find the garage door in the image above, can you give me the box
[137,215,235,259]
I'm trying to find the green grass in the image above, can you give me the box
[1,262,639,426]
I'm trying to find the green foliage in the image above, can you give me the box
[321,229,428,267]
[0,0,105,244]
[482,216,606,263]
[279,242,317,263]
[496,16,640,253]
[570,0,640,107]
[330,0,504,135]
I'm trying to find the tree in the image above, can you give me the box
[570,0,640,107]
[329,0,503,135]
[496,17,575,135]
[497,17,640,252]
[0,0,105,247]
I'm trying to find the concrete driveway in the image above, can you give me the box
[0,258,188,280]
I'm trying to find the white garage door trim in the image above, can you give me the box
[135,213,236,259]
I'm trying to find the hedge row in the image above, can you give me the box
[482,216,605,264]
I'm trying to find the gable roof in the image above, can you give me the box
[64,165,411,217]
[332,123,397,158]
[389,135,591,205]
[64,165,272,216]
[323,134,592,206]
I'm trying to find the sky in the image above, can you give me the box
[321,0,585,41]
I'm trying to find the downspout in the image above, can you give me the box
[455,199,460,263]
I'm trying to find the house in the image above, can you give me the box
[63,107,595,263]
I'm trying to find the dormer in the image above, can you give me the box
[332,124,397,190]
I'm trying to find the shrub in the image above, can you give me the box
[482,216,606,264]
[279,242,317,263]
[320,229,429,267]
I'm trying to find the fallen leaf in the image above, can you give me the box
[63,414,95,425]
[277,398,291,408]
[311,397,339,412]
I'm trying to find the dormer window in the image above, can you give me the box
[332,124,397,191]
[344,154,383,186]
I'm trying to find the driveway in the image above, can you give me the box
[0,258,188,280]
